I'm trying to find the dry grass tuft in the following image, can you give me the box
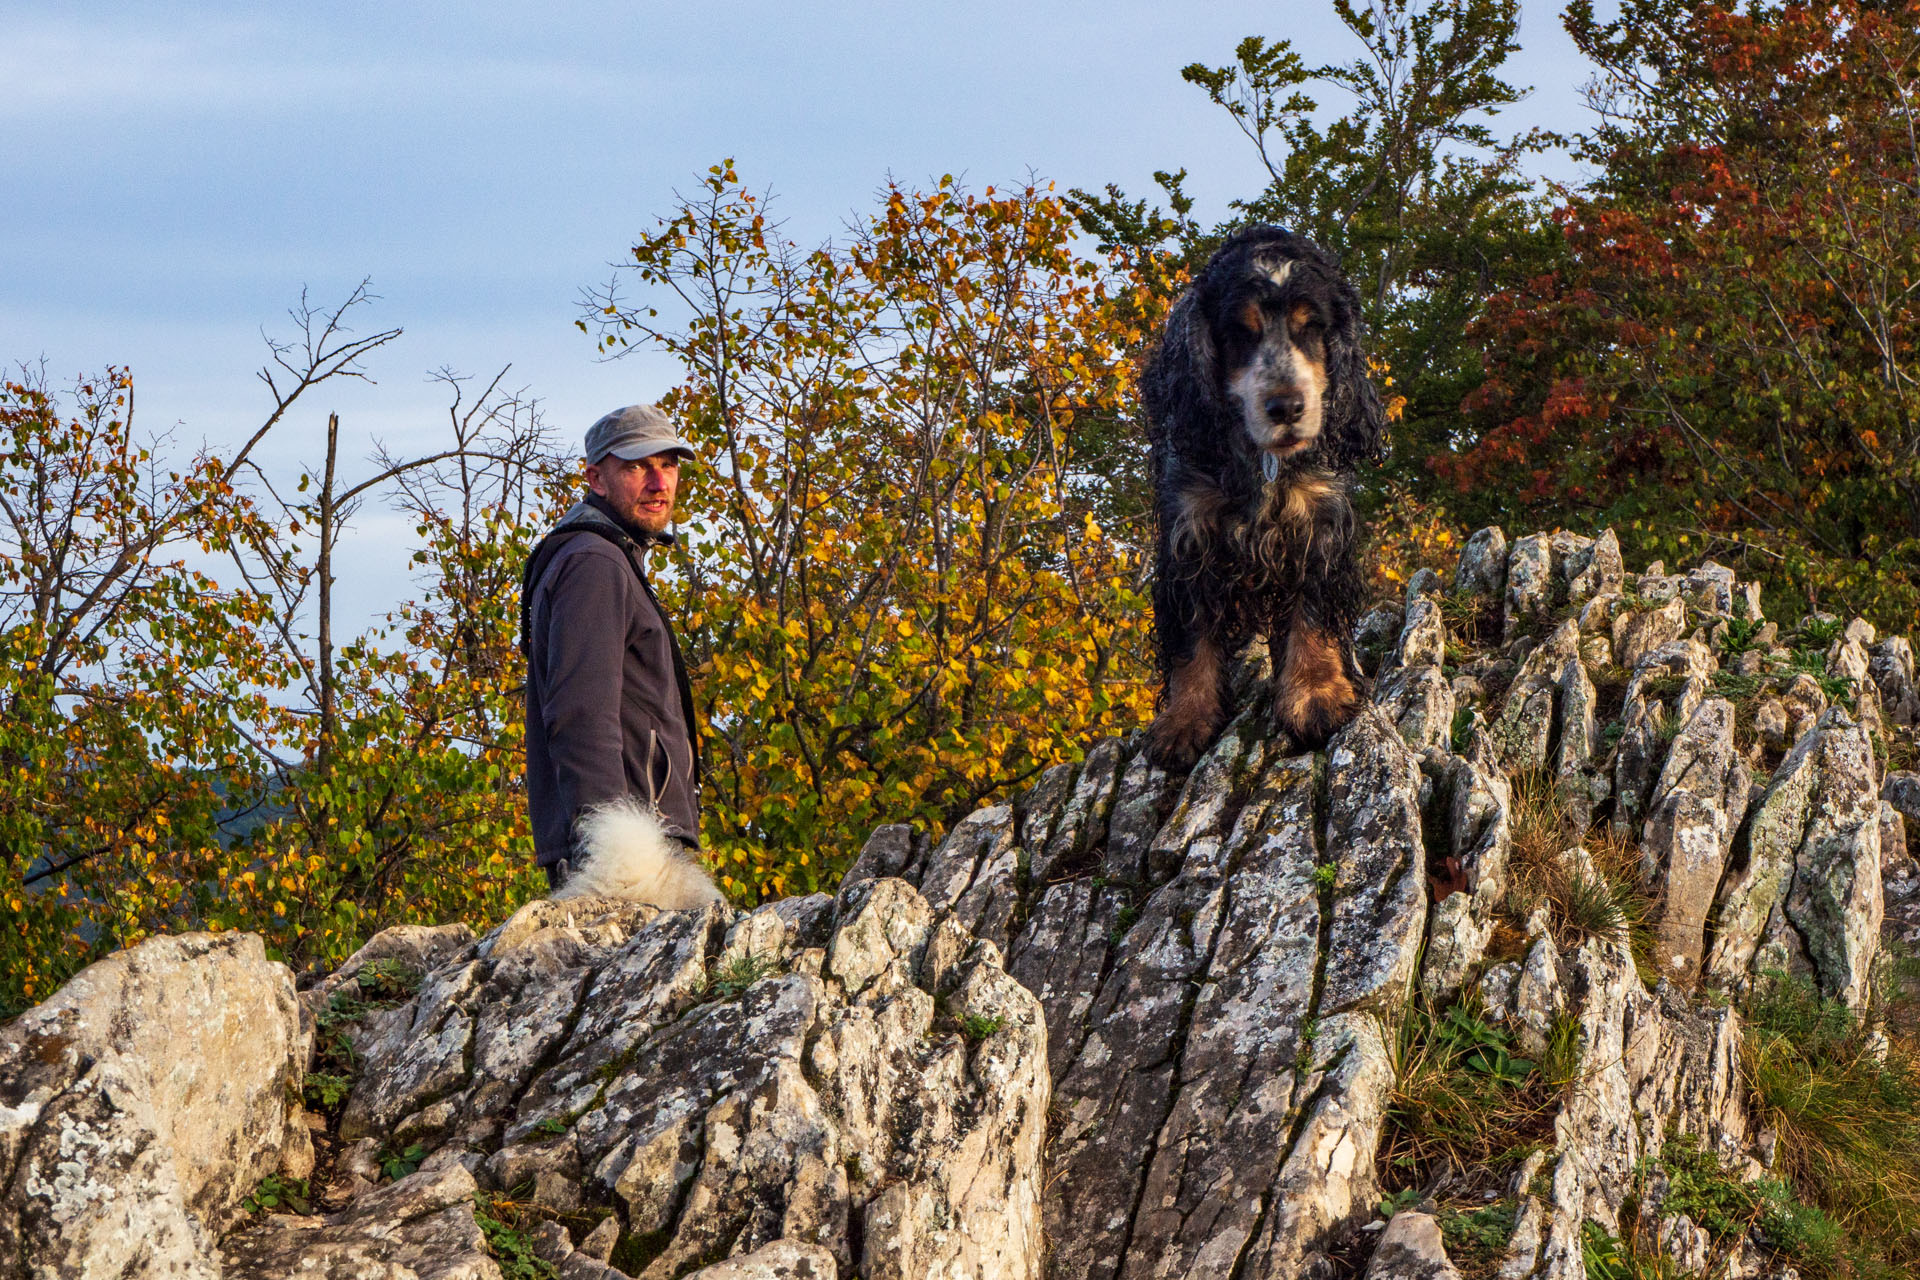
[1434,587,1500,648]
[1743,974,1920,1278]
[1497,771,1655,966]
[1382,996,1582,1199]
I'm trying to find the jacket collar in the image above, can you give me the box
[563,492,677,550]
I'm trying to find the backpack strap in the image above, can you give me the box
[519,524,625,658]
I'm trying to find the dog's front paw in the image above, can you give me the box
[1275,673,1362,751]
[1145,708,1221,773]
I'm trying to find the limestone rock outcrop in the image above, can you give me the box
[850,700,1427,1280]
[315,879,1049,1280]
[0,932,311,1279]
[219,1164,500,1280]
[846,526,1905,1280]
[6,523,1912,1280]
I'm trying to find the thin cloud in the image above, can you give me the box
[0,13,636,120]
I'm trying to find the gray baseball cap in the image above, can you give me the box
[583,404,696,464]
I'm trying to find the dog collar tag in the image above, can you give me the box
[1262,453,1279,483]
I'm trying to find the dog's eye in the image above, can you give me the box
[1288,304,1319,336]
[1237,302,1265,336]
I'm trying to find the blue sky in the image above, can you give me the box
[2,1,1605,628]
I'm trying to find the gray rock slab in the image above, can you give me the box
[0,932,310,1279]
[220,1164,499,1280]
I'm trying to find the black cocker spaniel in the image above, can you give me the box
[1142,225,1386,770]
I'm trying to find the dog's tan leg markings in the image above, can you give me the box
[1147,636,1226,770]
[1277,619,1360,749]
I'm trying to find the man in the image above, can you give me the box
[522,404,703,891]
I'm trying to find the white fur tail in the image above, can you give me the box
[553,797,724,909]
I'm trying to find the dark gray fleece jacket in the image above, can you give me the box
[523,495,702,864]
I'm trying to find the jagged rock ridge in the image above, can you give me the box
[4,523,1918,1280]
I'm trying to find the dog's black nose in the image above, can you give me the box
[1264,390,1306,425]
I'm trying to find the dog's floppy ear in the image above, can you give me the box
[1143,286,1220,440]
[1321,280,1386,469]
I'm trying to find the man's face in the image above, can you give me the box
[587,451,682,536]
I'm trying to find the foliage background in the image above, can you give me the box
[9,0,1920,1022]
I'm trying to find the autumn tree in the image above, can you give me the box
[1,287,565,1009]
[584,166,1167,897]
[1447,0,1920,627]
[201,354,568,968]
[0,286,404,1006]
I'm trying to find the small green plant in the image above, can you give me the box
[1437,1200,1518,1273]
[961,1012,1005,1041]
[1542,1012,1584,1088]
[1655,1133,1765,1241]
[1376,1185,1422,1218]
[311,990,377,1072]
[1719,615,1766,658]
[1439,1005,1538,1084]
[1651,1133,1842,1270]
[1782,647,1828,680]
[1556,870,1637,946]
[1449,705,1475,755]
[531,1116,569,1136]
[1465,1037,1534,1087]
[379,1141,427,1181]
[1110,902,1139,941]
[1652,707,1684,748]
[241,1172,312,1215]
[474,1194,562,1280]
[1381,996,1572,1192]
[698,951,777,1002]
[1580,1220,1682,1280]
[1434,587,1486,630]
[1777,649,1855,708]
[1709,670,1764,701]
[1640,673,1689,701]
[1796,616,1845,647]
[1312,862,1338,890]
[1761,1193,1847,1271]
[315,992,373,1028]
[353,957,423,1001]
[302,1072,352,1113]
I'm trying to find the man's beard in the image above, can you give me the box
[588,490,672,542]
[621,497,671,536]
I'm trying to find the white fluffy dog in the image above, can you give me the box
[549,796,725,909]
